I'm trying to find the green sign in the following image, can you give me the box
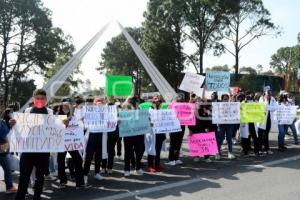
[240,103,266,123]
[139,102,152,110]
[106,75,132,97]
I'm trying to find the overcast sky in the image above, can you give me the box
[33,0,300,89]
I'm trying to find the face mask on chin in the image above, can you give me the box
[33,98,46,108]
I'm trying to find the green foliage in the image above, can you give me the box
[206,65,231,72]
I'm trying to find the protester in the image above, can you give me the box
[277,93,290,152]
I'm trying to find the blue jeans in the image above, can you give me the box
[288,120,298,143]
[278,124,288,147]
[218,124,234,153]
[0,154,13,190]
[49,154,56,173]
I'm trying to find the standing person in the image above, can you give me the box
[147,96,166,172]
[277,93,290,152]
[122,97,145,176]
[258,86,277,154]
[56,100,85,188]
[286,93,299,145]
[0,108,17,193]
[14,89,68,200]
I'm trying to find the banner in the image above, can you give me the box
[64,120,85,151]
[150,109,182,134]
[84,105,117,132]
[205,71,230,91]
[106,75,132,97]
[275,105,297,125]
[119,110,151,137]
[188,132,218,157]
[9,113,66,152]
[179,72,205,96]
[212,102,240,124]
[169,103,196,125]
[240,103,266,123]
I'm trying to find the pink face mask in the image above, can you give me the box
[33,99,46,108]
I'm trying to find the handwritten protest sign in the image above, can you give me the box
[275,105,297,125]
[9,113,66,152]
[212,102,240,124]
[205,71,230,91]
[106,75,132,96]
[64,120,85,151]
[240,103,266,123]
[169,103,196,125]
[150,109,182,134]
[84,105,117,132]
[188,132,218,157]
[179,72,205,96]
[119,110,151,137]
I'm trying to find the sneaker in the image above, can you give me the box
[232,138,237,145]
[84,175,88,185]
[124,171,130,177]
[228,152,236,160]
[6,186,17,194]
[94,173,104,180]
[165,161,176,166]
[135,169,144,175]
[148,167,156,173]
[193,157,200,162]
[215,153,221,160]
[107,169,113,174]
[175,160,183,165]
[204,157,212,163]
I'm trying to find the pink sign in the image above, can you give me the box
[188,132,219,157]
[169,103,196,125]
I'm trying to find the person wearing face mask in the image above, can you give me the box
[56,99,85,188]
[13,89,68,200]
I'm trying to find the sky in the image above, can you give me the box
[33,0,300,90]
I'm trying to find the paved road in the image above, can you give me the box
[1,134,300,200]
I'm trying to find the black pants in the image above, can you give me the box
[242,123,260,154]
[168,127,185,161]
[124,135,145,171]
[117,138,122,156]
[148,134,166,168]
[83,133,102,175]
[57,151,84,186]
[107,133,120,170]
[258,114,271,151]
[15,153,50,200]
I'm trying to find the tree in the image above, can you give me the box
[0,0,74,105]
[206,64,231,72]
[99,27,152,96]
[142,0,186,90]
[239,66,257,75]
[183,0,238,74]
[223,0,279,80]
[10,78,36,107]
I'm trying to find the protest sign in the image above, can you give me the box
[84,105,117,132]
[64,120,85,151]
[169,103,196,125]
[275,105,297,125]
[240,103,266,123]
[106,75,132,96]
[212,102,240,124]
[179,72,205,96]
[9,113,66,152]
[119,110,151,137]
[150,109,182,134]
[161,102,169,109]
[188,132,218,157]
[205,71,230,91]
[139,102,152,110]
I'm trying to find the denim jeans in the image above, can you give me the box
[278,124,288,147]
[218,124,234,153]
[0,154,13,190]
[288,120,298,143]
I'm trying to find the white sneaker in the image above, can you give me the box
[165,161,176,166]
[84,175,88,185]
[228,152,236,160]
[94,173,104,180]
[124,171,130,177]
[135,169,144,175]
[175,160,183,165]
[193,157,200,162]
[215,153,221,160]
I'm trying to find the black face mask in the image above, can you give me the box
[75,99,84,104]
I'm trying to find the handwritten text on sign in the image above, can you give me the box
[212,102,240,124]
[205,71,230,91]
[188,132,219,157]
[84,105,117,132]
[275,105,297,125]
[179,72,205,96]
[169,103,196,125]
[65,120,85,151]
[9,113,66,152]
[119,110,151,137]
[150,109,182,134]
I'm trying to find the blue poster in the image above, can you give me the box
[205,71,230,91]
[119,110,151,137]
